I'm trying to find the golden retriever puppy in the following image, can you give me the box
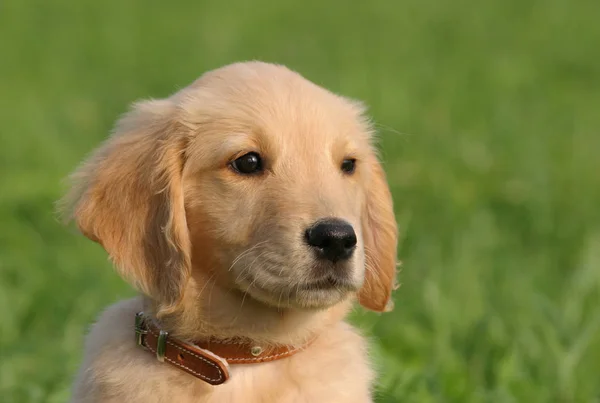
[62,61,398,403]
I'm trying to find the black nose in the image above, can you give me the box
[305,219,357,262]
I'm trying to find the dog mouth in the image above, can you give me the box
[235,270,358,309]
[299,275,357,291]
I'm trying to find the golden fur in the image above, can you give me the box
[62,62,398,402]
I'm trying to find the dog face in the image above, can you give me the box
[62,62,397,315]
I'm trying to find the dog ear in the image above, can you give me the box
[358,155,398,312]
[60,99,191,316]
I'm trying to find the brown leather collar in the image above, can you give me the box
[134,312,314,385]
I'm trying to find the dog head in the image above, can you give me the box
[62,62,398,317]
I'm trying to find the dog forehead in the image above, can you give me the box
[178,62,372,166]
[179,62,366,132]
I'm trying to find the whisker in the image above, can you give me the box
[196,272,217,300]
[228,241,269,272]
[373,122,415,139]
[237,250,271,311]
[277,287,285,307]
[234,249,269,284]
[207,273,219,308]
[239,277,258,311]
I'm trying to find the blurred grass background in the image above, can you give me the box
[1,0,600,402]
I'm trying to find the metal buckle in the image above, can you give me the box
[135,311,168,362]
[135,312,148,347]
[156,330,168,362]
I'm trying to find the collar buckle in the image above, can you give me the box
[135,312,169,362]
[134,312,148,347]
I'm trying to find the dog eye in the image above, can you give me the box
[340,158,356,174]
[231,152,263,174]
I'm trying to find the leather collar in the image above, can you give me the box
[134,312,314,385]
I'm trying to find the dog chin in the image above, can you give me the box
[292,288,352,309]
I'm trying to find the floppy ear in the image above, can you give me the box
[60,99,191,316]
[358,155,399,312]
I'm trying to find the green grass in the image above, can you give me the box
[1,0,600,401]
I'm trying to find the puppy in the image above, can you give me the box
[62,61,398,403]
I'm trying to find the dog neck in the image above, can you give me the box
[144,274,352,347]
